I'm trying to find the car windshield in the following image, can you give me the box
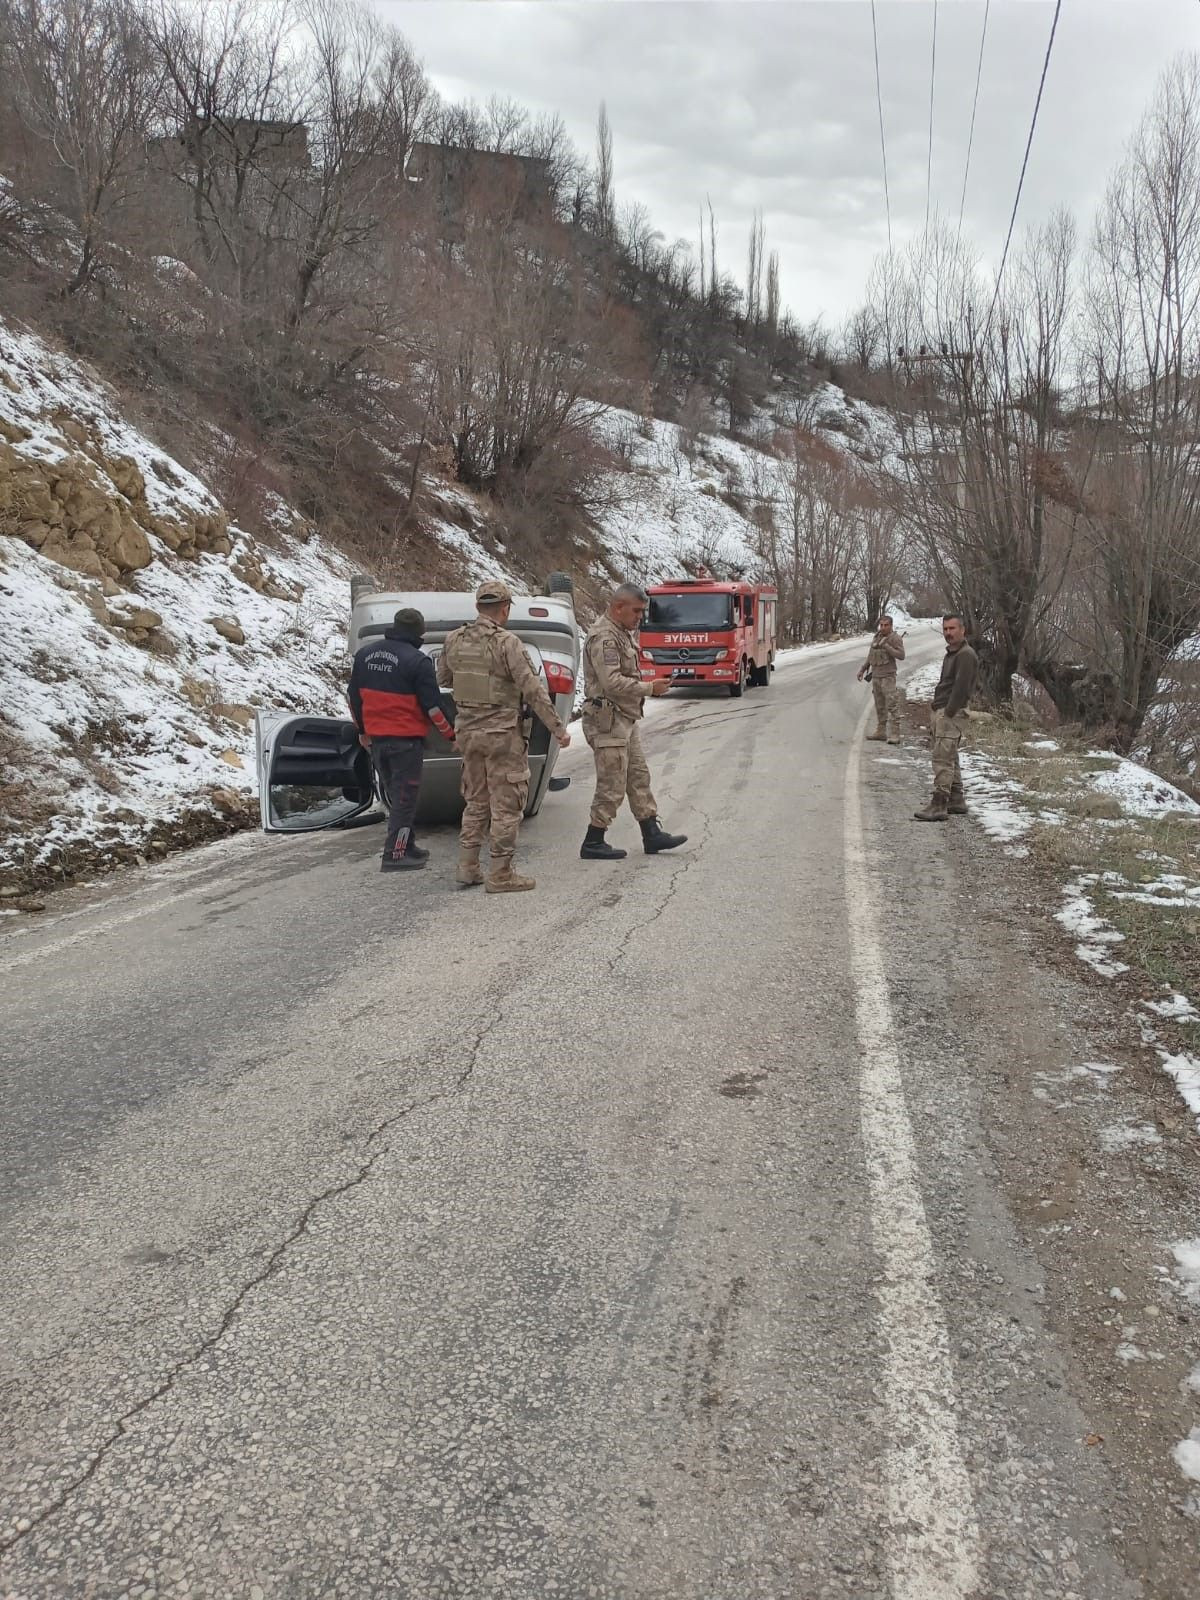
[645,593,733,630]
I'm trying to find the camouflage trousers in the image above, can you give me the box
[457,728,529,862]
[930,708,966,798]
[585,724,657,829]
[871,676,905,739]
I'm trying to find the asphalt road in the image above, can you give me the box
[0,635,1191,1598]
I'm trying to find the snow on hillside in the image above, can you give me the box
[581,384,907,593]
[0,318,375,886]
[586,408,765,585]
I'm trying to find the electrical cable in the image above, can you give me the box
[926,0,938,236]
[869,0,893,250]
[986,0,1063,328]
[958,0,990,234]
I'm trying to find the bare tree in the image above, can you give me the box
[765,249,780,336]
[4,0,161,293]
[287,0,430,327]
[143,0,302,303]
[746,208,764,329]
[842,303,881,371]
[593,100,614,239]
[857,490,908,625]
[420,204,642,510]
[1042,54,1200,748]
[872,214,1078,700]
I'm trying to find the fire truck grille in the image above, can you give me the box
[647,647,722,664]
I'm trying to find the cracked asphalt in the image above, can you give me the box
[2,636,1197,1598]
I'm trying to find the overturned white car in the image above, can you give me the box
[254,574,580,832]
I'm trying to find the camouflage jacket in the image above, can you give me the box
[582,615,653,724]
[437,617,565,738]
[864,631,905,677]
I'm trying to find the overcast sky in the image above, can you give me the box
[371,1,1200,329]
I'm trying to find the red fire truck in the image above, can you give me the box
[638,573,779,697]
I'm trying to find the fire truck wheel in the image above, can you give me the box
[730,660,746,697]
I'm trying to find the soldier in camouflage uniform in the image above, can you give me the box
[579,583,687,861]
[437,580,570,892]
[857,614,906,743]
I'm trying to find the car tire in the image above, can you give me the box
[546,571,574,599]
[350,573,375,608]
[730,660,746,697]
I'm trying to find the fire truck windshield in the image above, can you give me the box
[645,593,734,630]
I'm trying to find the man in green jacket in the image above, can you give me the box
[915,613,978,822]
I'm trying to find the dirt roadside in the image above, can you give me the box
[892,700,1200,1595]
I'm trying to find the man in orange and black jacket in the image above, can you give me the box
[348,608,456,872]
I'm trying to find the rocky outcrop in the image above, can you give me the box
[0,412,232,582]
[208,615,245,646]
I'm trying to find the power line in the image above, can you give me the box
[869,0,893,250]
[986,0,1062,329]
[926,0,938,236]
[958,0,990,234]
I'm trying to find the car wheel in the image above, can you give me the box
[730,660,746,697]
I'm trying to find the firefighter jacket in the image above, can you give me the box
[348,627,454,741]
[437,616,565,738]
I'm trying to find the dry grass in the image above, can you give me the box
[962,709,1200,1023]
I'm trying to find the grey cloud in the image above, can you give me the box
[374,0,1200,324]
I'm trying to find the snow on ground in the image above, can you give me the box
[1175,1431,1200,1484]
[1171,1241,1200,1306]
[903,660,944,702]
[774,636,870,671]
[1054,877,1130,978]
[1145,992,1200,1022]
[1090,759,1200,819]
[1158,1050,1200,1122]
[958,751,1040,849]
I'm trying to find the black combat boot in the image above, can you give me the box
[640,817,687,854]
[580,825,627,860]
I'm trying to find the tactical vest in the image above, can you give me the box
[868,637,896,669]
[446,624,522,709]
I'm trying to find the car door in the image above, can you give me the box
[254,710,376,832]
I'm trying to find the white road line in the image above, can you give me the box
[844,703,983,1599]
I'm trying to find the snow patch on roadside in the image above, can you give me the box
[1158,1050,1200,1122]
[1054,877,1130,977]
[960,751,1036,847]
[1099,1120,1162,1152]
[1090,759,1200,819]
[1175,1432,1200,1484]
[903,661,943,702]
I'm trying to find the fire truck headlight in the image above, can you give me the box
[715,649,729,661]
[640,647,652,660]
